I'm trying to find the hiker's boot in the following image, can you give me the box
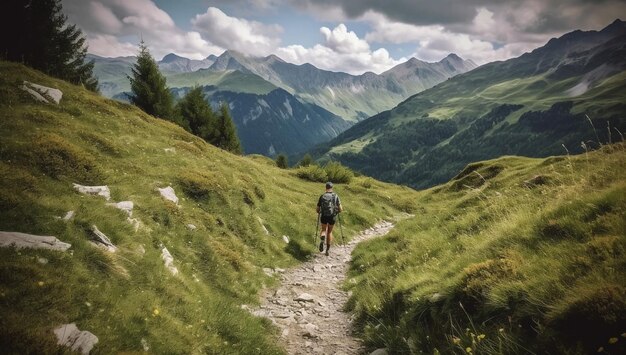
[319,241,324,252]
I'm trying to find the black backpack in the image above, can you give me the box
[320,192,338,217]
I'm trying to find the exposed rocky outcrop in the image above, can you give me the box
[161,246,179,275]
[158,186,178,204]
[20,81,63,104]
[73,184,111,200]
[0,231,71,251]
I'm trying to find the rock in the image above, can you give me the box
[63,211,75,221]
[20,81,63,104]
[294,293,315,302]
[281,328,290,338]
[89,226,117,252]
[164,148,176,153]
[186,224,197,231]
[0,231,71,251]
[263,268,274,277]
[302,323,319,338]
[127,217,142,231]
[305,341,313,348]
[161,246,179,275]
[282,235,290,244]
[37,257,48,264]
[140,338,150,351]
[257,217,270,235]
[370,348,388,355]
[273,312,292,319]
[53,323,98,355]
[158,186,178,204]
[107,201,133,216]
[73,184,111,201]
[429,292,442,303]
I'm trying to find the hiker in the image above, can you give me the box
[316,181,343,256]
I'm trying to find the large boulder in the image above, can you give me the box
[20,81,63,104]
[158,186,178,204]
[90,225,117,252]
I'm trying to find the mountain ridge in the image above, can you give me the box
[312,19,626,189]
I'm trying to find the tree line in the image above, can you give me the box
[2,0,241,154]
[128,43,241,154]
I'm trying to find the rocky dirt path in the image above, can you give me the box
[253,221,395,355]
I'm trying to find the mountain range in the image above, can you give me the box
[89,51,476,155]
[312,19,626,189]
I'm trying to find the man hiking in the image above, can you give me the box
[316,181,343,256]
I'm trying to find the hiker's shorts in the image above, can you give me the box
[320,214,336,225]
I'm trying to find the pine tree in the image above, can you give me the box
[214,103,242,154]
[176,86,216,141]
[276,154,288,169]
[1,0,98,91]
[128,42,174,120]
[297,154,313,167]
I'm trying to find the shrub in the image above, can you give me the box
[275,154,288,169]
[297,153,313,167]
[324,161,354,183]
[295,165,327,182]
[31,133,103,184]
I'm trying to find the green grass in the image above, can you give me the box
[0,61,419,353]
[344,144,626,354]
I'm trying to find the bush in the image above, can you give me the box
[276,154,288,169]
[297,154,313,167]
[295,165,327,182]
[324,161,354,184]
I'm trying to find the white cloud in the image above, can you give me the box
[276,24,404,74]
[362,11,549,65]
[191,7,282,57]
[62,0,223,60]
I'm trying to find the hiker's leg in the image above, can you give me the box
[326,224,334,251]
[319,223,328,252]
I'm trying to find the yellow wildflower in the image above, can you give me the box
[466,347,472,353]
[153,308,160,316]
[608,337,618,344]
[477,334,486,340]
[499,328,505,333]
[37,281,44,287]
[452,336,461,345]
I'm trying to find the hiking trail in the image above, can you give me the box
[252,221,395,355]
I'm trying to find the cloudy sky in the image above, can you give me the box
[62,0,625,74]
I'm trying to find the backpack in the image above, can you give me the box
[320,192,338,217]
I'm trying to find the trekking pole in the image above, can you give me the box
[314,212,320,244]
[338,213,345,248]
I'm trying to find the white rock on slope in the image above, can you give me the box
[158,186,178,204]
[90,225,117,252]
[161,246,179,275]
[0,231,71,251]
[21,81,63,104]
[107,201,133,216]
[53,323,98,355]
[73,184,111,200]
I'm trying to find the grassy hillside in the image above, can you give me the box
[345,144,626,354]
[0,61,419,354]
[314,21,626,189]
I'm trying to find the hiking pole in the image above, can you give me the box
[314,212,320,244]
[338,212,345,248]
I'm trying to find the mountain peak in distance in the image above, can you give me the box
[161,53,187,63]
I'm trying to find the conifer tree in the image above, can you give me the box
[128,42,174,120]
[1,0,98,91]
[213,103,242,154]
[297,154,313,167]
[276,154,288,169]
[176,86,216,141]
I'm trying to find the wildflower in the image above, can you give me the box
[466,346,472,353]
[37,281,44,286]
[499,328,505,333]
[452,336,461,345]
[478,334,486,340]
[608,337,618,344]
[153,308,160,316]
[597,347,604,352]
